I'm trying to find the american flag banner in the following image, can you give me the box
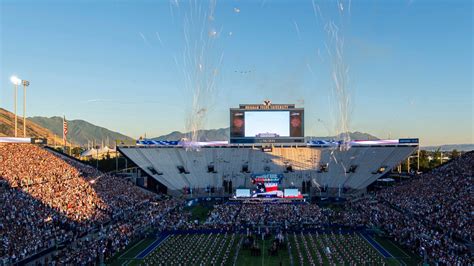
[63,116,68,146]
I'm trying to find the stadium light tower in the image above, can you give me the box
[10,76,22,137]
[22,80,30,137]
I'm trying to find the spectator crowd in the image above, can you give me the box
[0,144,472,265]
[344,151,473,265]
[0,144,180,265]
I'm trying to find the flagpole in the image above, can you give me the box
[63,115,66,149]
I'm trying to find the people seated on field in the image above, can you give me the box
[268,240,278,256]
[250,240,261,256]
[243,235,254,250]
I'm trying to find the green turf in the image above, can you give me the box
[121,238,156,259]
[236,238,291,266]
[373,235,422,265]
[107,238,156,266]
[107,233,416,266]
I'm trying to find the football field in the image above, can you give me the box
[109,232,420,266]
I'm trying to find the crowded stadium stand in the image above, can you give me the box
[0,143,181,265]
[0,138,472,265]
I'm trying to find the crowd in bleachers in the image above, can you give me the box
[1,143,472,265]
[339,151,474,265]
[380,151,473,242]
[0,144,180,264]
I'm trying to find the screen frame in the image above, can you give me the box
[230,108,304,144]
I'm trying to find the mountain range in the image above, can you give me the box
[153,128,230,142]
[152,128,379,142]
[29,116,134,147]
[0,108,67,145]
[1,110,470,151]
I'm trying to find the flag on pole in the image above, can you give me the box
[63,116,68,146]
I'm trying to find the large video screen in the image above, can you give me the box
[230,109,304,143]
[245,111,289,137]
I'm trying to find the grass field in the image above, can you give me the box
[373,235,422,265]
[107,238,156,266]
[108,232,421,266]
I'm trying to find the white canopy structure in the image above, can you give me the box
[81,146,116,158]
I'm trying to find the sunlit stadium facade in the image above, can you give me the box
[119,140,418,196]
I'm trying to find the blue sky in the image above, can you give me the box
[0,0,472,146]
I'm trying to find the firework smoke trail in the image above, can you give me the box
[308,0,354,188]
[293,20,302,41]
[312,0,353,150]
[173,0,224,146]
[325,20,351,148]
[155,32,164,46]
[138,32,151,47]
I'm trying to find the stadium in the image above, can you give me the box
[1,1,473,266]
[0,101,472,266]
[120,103,419,198]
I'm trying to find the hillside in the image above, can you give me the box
[29,116,134,147]
[153,128,379,141]
[0,108,67,145]
[306,131,379,141]
[153,128,230,141]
